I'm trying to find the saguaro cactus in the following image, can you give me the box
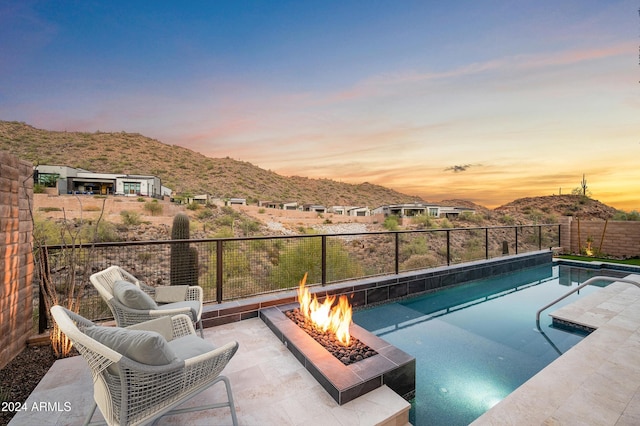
[170,213,199,286]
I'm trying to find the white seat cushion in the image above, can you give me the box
[168,335,216,360]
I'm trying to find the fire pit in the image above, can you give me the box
[260,275,415,405]
[284,274,377,366]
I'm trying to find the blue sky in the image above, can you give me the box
[1,1,638,209]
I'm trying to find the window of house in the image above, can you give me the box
[429,208,439,216]
[123,182,141,195]
[37,173,59,187]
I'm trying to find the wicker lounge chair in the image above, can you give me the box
[90,265,204,337]
[50,305,239,426]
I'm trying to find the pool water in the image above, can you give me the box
[353,264,628,426]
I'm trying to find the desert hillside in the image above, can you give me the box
[0,120,422,208]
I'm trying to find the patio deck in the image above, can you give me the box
[10,273,640,425]
[8,317,410,426]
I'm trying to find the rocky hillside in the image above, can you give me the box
[495,195,618,221]
[0,120,421,208]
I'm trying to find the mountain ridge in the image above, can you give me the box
[0,120,425,208]
[0,120,625,220]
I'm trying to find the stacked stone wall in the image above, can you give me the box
[565,217,640,258]
[0,152,34,369]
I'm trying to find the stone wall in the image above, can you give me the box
[561,216,640,258]
[0,152,34,369]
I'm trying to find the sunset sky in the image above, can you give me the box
[1,1,638,210]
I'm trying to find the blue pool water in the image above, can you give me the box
[353,264,628,426]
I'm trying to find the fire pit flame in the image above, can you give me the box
[297,273,352,346]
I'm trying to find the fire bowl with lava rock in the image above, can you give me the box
[285,273,377,366]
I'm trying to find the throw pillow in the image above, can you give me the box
[113,280,158,310]
[85,326,178,367]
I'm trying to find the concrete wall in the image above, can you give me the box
[0,152,34,369]
[561,216,640,258]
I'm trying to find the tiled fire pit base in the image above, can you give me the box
[260,304,415,405]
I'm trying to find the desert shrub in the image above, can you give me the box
[383,215,399,231]
[84,205,101,212]
[186,202,200,210]
[120,210,142,225]
[144,199,163,216]
[499,214,516,225]
[216,215,234,227]
[438,218,454,229]
[137,197,145,202]
[34,183,46,193]
[412,215,435,229]
[460,212,484,224]
[214,227,234,238]
[81,221,119,243]
[401,235,430,258]
[613,210,640,221]
[196,209,214,220]
[270,238,363,287]
[39,207,62,212]
[33,215,63,245]
[239,218,260,235]
[258,208,266,214]
[401,253,440,271]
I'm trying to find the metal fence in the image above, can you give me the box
[35,224,560,331]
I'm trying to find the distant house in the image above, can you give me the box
[226,198,247,206]
[302,204,327,213]
[259,200,280,209]
[34,164,166,198]
[331,206,370,216]
[373,203,474,218]
[281,202,298,210]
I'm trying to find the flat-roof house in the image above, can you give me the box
[34,165,165,198]
[331,206,370,216]
[226,198,247,206]
[372,203,474,218]
[302,204,327,213]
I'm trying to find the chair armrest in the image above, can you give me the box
[183,341,239,367]
[186,286,203,303]
[170,314,197,339]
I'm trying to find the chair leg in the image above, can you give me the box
[83,402,98,426]
[198,318,204,338]
[220,375,238,426]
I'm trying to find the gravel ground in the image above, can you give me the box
[0,345,56,425]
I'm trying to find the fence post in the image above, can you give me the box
[321,235,327,285]
[538,226,542,250]
[515,227,519,254]
[485,228,489,259]
[558,224,562,248]
[38,247,49,334]
[216,240,223,303]
[446,230,451,266]
[394,232,399,274]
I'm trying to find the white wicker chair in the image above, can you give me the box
[90,265,204,337]
[50,305,239,426]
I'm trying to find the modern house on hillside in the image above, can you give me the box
[34,165,168,198]
[372,203,474,218]
[258,201,300,210]
[330,206,371,216]
[302,204,327,213]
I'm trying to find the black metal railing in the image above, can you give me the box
[35,224,561,331]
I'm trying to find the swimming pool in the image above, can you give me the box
[353,263,629,426]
